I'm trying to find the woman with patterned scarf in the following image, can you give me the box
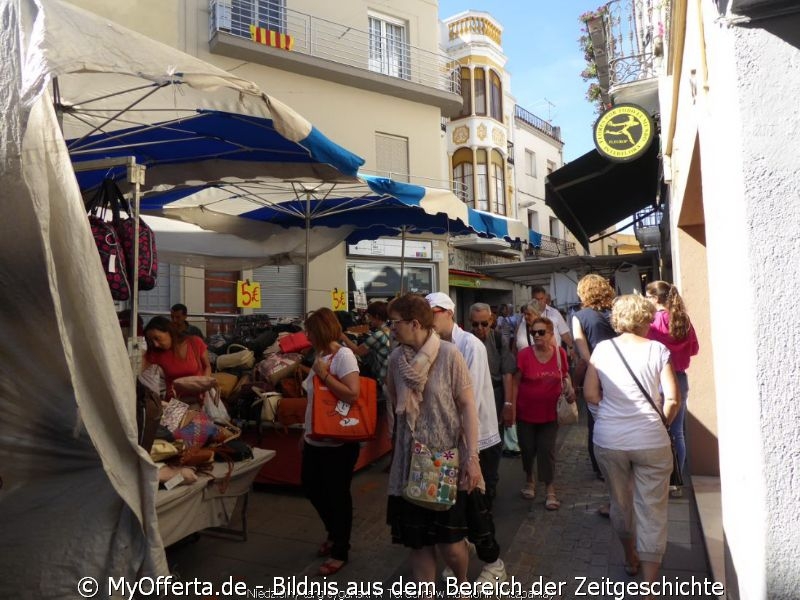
[384,293,482,583]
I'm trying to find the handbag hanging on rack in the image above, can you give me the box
[103,179,158,291]
[86,183,131,301]
[610,339,684,487]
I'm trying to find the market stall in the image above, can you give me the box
[156,448,275,546]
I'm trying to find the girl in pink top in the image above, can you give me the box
[645,281,699,497]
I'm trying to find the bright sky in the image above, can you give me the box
[438,0,606,162]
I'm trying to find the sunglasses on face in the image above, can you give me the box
[471,321,490,328]
[531,329,548,337]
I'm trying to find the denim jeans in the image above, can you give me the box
[669,371,690,474]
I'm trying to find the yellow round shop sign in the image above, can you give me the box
[593,103,655,162]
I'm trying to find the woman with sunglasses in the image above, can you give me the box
[508,317,575,509]
[383,293,481,584]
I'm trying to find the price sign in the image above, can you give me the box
[353,291,368,310]
[236,280,262,308]
[331,289,347,311]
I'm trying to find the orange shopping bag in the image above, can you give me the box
[308,374,377,442]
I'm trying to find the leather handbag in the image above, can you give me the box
[555,347,578,425]
[216,343,255,371]
[212,371,239,399]
[610,340,684,487]
[278,331,312,354]
[308,373,377,442]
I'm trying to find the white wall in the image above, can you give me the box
[667,3,800,597]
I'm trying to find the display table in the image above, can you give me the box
[253,415,392,486]
[156,447,275,546]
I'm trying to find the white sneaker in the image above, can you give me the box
[475,559,507,584]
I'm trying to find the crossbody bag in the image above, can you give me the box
[609,339,683,487]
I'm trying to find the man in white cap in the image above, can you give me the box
[425,292,507,585]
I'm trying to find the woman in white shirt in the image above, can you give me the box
[302,307,361,576]
[583,294,679,590]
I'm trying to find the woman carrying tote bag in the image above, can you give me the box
[583,294,679,590]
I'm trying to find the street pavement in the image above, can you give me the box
[166,403,720,599]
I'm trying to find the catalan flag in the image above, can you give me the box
[249,25,294,51]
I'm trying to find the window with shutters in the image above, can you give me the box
[489,70,502,122]
[368,14,409,80]
[229,0,287,37]
[528,210,539,232]
[452,148,474,208]
[525,149,537,178]
[549,217,561,238]
[491,149,506,215]
[474,68,486,115]
[475,149,489,211]
[458,67,472,118]
[375,133,409,182]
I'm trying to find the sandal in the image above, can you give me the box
[545,493,561,511]
[318,559,347,576]
[316,540,333,557]
[624,553,640,576]
[520,483,536,500]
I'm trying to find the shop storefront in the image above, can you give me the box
[345,238,440,308]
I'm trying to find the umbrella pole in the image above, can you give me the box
[400,226,407,295]
[304,194,311,316]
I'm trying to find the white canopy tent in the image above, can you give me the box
[0,0,364,596]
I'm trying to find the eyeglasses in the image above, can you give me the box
[387,319,412,328]
[531,329,549,337]
[471,321,491,328]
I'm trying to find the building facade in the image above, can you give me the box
[441,11,572,316]
[69,0,465,327]
[660,1,800,597]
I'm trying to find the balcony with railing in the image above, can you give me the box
[586,0,668,112]
[514,105,562,143]
[633,206,662,250]
[209,0,462,115]
[524,234,577,259]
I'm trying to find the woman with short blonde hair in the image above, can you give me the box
[583,294,679,587]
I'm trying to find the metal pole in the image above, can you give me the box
[399,226,407,294]
[127,159,146,374]
[304,192,311,315]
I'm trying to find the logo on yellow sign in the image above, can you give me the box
[593,103,655,162]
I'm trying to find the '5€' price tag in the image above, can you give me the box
[237,280,262,308]
[330,289,346,311]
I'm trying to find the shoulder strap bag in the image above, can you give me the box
[555,345,578,425]
[609,339,683,487]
